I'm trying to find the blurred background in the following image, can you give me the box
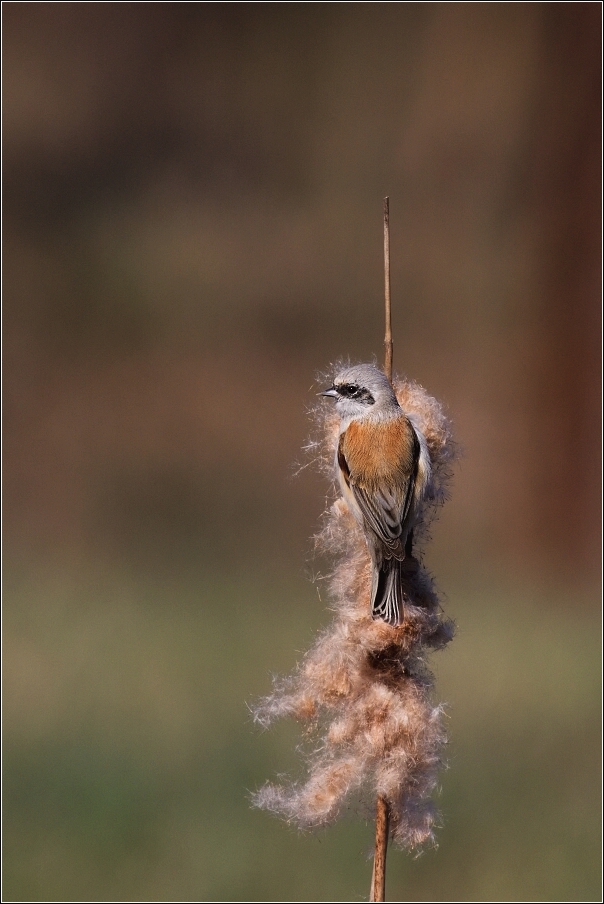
[3,4,601,901]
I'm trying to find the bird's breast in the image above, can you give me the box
[340,417,416,489]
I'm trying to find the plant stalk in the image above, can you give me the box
[370,794,390,902]
[383,196,393,383]
[370,198,394,903]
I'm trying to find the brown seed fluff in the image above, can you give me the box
[252,373,457,851]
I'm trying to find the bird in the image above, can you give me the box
[320,363,431,626]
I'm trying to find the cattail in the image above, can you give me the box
[252,372,456,855]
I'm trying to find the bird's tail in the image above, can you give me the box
[371,558,406,626]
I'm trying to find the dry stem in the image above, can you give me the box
[383,197,393,383]
[370,794,390,902]
[371,196,394,901]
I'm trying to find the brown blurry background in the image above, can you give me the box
[3,4,601,902]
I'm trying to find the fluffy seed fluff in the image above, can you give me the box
[252,371,457,851]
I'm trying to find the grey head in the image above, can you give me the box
[321,363,400,424]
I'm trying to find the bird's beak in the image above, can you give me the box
[319,387,338,398]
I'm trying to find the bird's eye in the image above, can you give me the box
[337,383,358,398]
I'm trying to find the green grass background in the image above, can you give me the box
[4,563,600,902]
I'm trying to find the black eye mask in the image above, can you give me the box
[336,383,375,404]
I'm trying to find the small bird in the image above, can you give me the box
[321,363,431,626]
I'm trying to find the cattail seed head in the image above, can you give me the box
[252,372,456,850]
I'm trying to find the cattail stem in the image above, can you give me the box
[370,198,394,903]
[383,196,393,384]
[370,794,390,902]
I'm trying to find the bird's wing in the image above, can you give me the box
[337,437,416,556]
[351,483,409,551]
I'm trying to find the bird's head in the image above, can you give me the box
[320,364,400,422]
